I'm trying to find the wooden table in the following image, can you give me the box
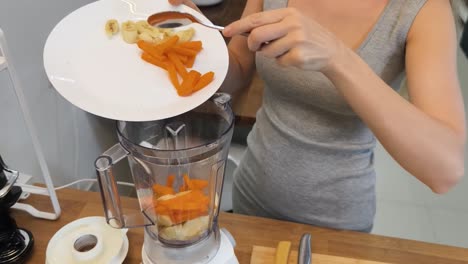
[11,188,468,264]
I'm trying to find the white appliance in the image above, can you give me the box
[94,94,239,264]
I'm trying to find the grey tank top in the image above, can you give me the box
[232,0,427,231]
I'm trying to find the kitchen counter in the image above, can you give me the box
[11,188,468,263]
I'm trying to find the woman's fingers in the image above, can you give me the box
[168,0,184,5]
[276,48,304,68]
[223,8,291,37]
[258,33,294,58]
[247,22,290,51]
[168,0,199,11]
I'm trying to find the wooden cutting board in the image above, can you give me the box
[250,246,391,264]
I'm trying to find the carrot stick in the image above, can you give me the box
[170,210,206,224]
[157,190,205,207]
[155,205,170,215]
[167,52,188,78]
[193,71,214,92]
[185,55,196,68]
[190,179,209,190]
[169,46,198,57]
[178,41,203,51]
[166,202,207,212]
[166,62,180,90]
[166,175,175,187]
[178,70,201,96]
[152,184,175,197]
[141,52,168,70]
[137,40,165,60]
[157,35,179,53]
[177,54,188,64]
[183,174,195,190]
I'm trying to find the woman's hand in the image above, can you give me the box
[223,7,346,72]
[168,0,201,13]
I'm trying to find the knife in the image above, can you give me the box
[298,233,312,264]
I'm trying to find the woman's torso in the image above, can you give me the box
[233,0,428,231]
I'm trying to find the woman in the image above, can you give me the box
[169,0,466,232]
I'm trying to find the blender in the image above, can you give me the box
[94,93,239,264]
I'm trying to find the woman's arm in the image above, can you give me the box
[223,0,465,193]
[322,0,465,194]
[220,0,262,94]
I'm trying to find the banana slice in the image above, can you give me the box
[182,215,209,238]
[175,27,195,43]
[139,32,155,43]
[136,20,155,34]
[158,215,174,227]
[159,216,209,241]
[139,31,164,44]
[159,224,183,240]
[105,19,119,38]
[121,21,138,44]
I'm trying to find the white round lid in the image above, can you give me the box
[46,216,129,264]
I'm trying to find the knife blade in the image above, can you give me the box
[298,233,312,264]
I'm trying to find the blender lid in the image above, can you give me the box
[46,216,129,264]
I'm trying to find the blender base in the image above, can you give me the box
[142,228,239,264]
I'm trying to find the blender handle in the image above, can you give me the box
[95,143,130,229]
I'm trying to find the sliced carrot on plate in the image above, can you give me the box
[141,52,168,70]
[169,46,199,57]
[137,40,165,60]
[193,71,214,92]
[185,55,196,68]
[178,70,201,96]
[178,41,203,52]
[166,62,180,90]
[157,35,179,53]
[167,52,188,78]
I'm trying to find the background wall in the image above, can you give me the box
[0,0,123,187]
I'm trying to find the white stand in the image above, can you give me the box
[142,229,239,264]
[0,28,61,220]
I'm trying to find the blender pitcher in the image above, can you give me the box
[95,93,235,264]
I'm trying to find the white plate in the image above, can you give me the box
[44,0,229,121]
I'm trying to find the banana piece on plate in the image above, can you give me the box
[136,20,167,43]
[105,19,119,38]
[159,28,174,39]
[174,27,195,43]
[139,32,157,43]
[121,21,138,44]
[136,20,156,34]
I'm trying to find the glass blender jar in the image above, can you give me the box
[94,93,238,264]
